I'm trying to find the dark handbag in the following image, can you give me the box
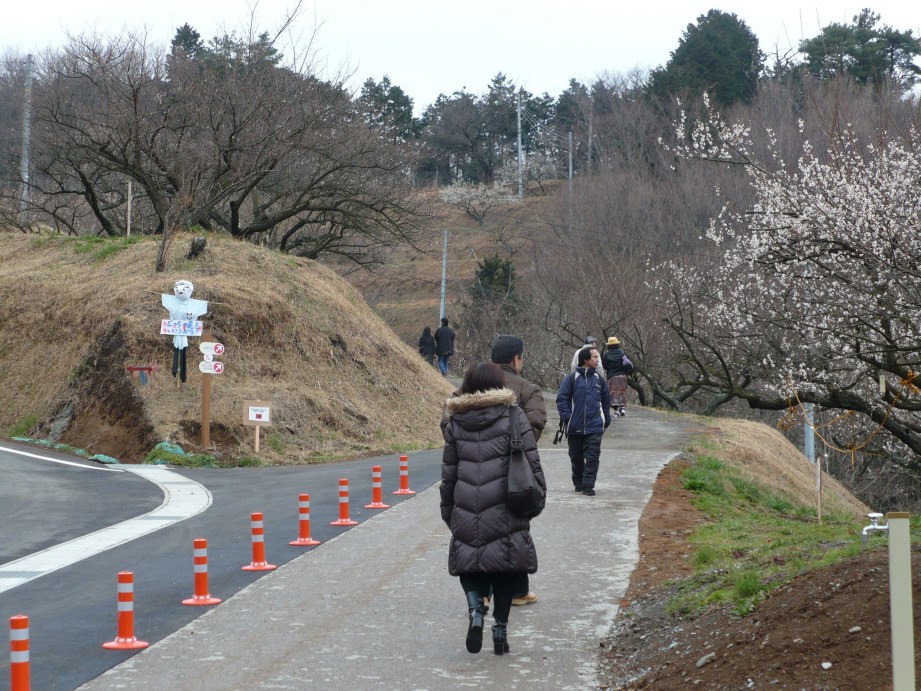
[506,405,545,516]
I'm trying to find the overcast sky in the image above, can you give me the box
[3,1,919,114]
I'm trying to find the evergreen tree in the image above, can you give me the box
[648,9,763,107]
[800,9,921,88]
[171,24,204,58]
[359,75,417,142]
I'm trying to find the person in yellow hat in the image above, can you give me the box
[601,336,633,417]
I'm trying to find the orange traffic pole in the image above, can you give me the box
[392,454,416,496]
[182,538,222,606]
[364,466,391,509]
[10,615,29,691]
[289,494,321,546]
[242,512,277,571]
[330,479,358,526]
[102,572,149,650]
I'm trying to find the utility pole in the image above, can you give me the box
[517,90,524,199]
[587,100,593,176]
[127,180,133,236]
[439,228,449,320]
[567,130,574,234]
[804,402,815,463]
[567,130,573,196]
[19,54,34,218]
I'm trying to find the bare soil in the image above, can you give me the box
[599,460,921,690]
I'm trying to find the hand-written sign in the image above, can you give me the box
[161,320,203,337]
[243,400,272,426]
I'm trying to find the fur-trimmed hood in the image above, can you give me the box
[444,387,517,416]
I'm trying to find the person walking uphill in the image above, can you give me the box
[441,363,546,656]
[434,317,455,377]
[601,336,633,417]
[557,346,612,496]
[418,326,436,367]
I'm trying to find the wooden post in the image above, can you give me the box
[254,426,260,453]
[201,373,211,448]
[201,331,211,448]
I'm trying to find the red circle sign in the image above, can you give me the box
[213,343,225,355]
[213,361,225,374]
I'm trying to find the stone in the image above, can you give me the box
[696,652,717,668]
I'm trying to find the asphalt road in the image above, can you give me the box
[0,443,444,691]
[78,401,697,690]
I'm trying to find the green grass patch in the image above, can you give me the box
[144,446,262,468]
[73,234,142,261]
[267,433,285,454]
[9,415,38,437]
[234,456,263,467]
[668,452,870,620]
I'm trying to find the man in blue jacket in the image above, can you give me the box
[556,346,612,496]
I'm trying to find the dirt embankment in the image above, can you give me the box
[0,233,453,463]
[598,420,920,691]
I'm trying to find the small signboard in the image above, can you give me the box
[199,361,225,374]
[243,400,273,426]
[161,320,203,337]
[199,341,225,356]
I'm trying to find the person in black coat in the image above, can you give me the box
[441,362,545,656]
[434,317,455,376]
[418,326,436,367]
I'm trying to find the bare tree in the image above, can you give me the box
[2,16,426,269]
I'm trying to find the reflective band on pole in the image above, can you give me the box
[10,615,29,691]
[183,538,222,606]
[364,465,391,509]
[330,479,358,526]
[102,572,149,650]
[242,512,277,571]
[290,493,321,546]
[393,454,416,495]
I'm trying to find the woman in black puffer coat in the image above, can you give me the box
[441,362,546,656]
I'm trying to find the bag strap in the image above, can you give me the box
[508,404,524,452]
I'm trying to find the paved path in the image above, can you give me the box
[81,404,696,690]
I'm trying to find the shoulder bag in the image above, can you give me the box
[506,404,545,517]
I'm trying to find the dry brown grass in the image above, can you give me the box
[695,417,869,518]
[0,232,454,463]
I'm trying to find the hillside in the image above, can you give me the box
[0,232,454,464]
[341,185,559,347]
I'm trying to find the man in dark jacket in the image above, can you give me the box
[434,317,455,377]
[556,346,612,496]
[491,335,547,442]
[490,334,546,606]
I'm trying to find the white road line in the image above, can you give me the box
[0,464,211,593]
[0,444,123,471]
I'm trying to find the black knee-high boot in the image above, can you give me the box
[491,592,512,655]
[465,590,484,653]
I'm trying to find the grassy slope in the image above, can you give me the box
[668,417,915,618]
[0,232,454,463]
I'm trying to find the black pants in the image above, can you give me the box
[171,346,187,383]
[568,433,602,490]
[460,573,528,624]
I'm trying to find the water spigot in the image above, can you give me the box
[861,512,888,547]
